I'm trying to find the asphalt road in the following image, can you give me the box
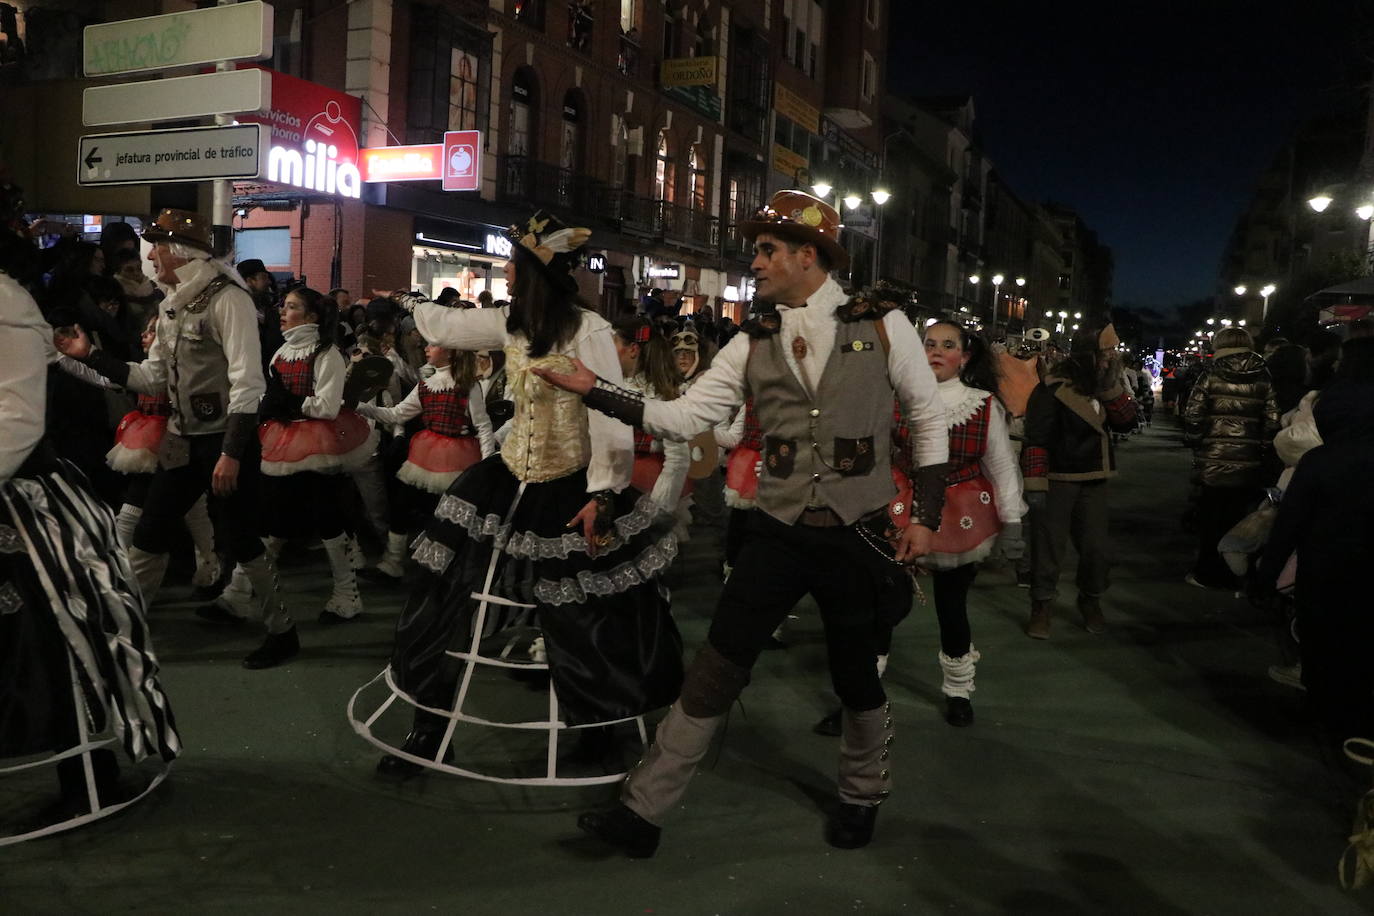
[3,416,1369,915]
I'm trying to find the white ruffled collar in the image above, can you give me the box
[421,364,455,391]
[278,323,320,359]
[775,276,849,316]
[938,377,990,429]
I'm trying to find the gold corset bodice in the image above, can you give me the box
[501,341,592,482]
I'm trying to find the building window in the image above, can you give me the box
[513,0,544,29]
[860,52,876,100]
[727,25,769,143]
[613,117,630,188]
[654,130,674,202]
[234,227,290,267]
[509,70,537,157]
[619,0,637,32]
[688,145,706,211]
[662,8,677,60]
[407,5,492,144]
[560,92,582,171]
[567,1,593,51]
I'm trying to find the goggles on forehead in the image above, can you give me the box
[671,331,699,352]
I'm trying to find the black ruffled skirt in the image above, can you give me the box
[390,454,683,726]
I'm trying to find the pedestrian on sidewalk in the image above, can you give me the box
[1021,323,1137,638]
[534,189,949,855]
[1257,338,1374,744]
[1182,327,1278,590]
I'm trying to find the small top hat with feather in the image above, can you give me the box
[507,210,592,294]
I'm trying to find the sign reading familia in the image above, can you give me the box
[237,67,363,199]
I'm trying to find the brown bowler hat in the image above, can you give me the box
[142,208,214,254]
[740,190,849,271]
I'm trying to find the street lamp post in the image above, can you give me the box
[1260,283,1276,322]
[991,273,1004,328]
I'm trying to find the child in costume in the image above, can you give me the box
[355,345,494,580]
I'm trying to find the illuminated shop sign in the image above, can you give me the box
[238,67,363,199]
[587,252,607,272]
[484,233,513,258]
[646,263,681,280]
[361,144,442,182]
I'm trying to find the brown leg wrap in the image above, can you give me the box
[837,703,894,806]
[678,643,752,718]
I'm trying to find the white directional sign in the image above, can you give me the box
[78,124,266,186]
[83,69,272,127]
[83,1,273,78]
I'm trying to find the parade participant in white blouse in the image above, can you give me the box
[354,344,494,581]
[53,211,274,637]
[349,212,682,784]
[535,190,950,856]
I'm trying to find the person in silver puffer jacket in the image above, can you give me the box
[1182,327,1280,588]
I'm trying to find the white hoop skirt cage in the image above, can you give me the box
[1,460,178,844]
[348,454,683,786]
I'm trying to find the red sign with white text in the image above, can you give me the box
[237,66,362,167]
[360,144,443,182]
[442,130,480,192]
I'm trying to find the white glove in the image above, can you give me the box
[999,521,1025,560]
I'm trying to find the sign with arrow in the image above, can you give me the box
[77,124,266,187]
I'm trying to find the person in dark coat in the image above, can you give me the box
[236,258,284,373]
[1182,328,1279,589]
[1257,338,1374,745]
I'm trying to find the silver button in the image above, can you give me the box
[812,473,821,482]
[809,408,820,417]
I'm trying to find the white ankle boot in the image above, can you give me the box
[321,534,362,622]
[373,531,408,579]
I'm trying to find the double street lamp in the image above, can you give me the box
[809,182,889,286]
[1233,282,1277,321]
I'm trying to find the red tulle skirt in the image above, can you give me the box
[259,410,375,476]
[724,446,761,508]
[397,429,483,494]
[106,409,168,474]
[630,453,694,501]
[889,472,1002,570]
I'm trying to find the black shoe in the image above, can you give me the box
[358,567,403,584]
[944,696,974,727]
[317,609,357,625]
[376,729,453,779]
[195,602,247,626]
[826,802,879,849]
[763,635,786,651]
[242,627,300,669]
[577,804,660,858]
[812,708,843,737]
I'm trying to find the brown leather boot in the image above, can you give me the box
[1078,593,1107,635]
[1026,599,1052,640]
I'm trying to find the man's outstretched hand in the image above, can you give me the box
[530,357,596,396]
[53,324,93,359]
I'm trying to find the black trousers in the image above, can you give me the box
[131,432,263,563]
[724,507,755,566]
[1191,485,1259,588]
[387,480,441,535]
[708,511,890,711]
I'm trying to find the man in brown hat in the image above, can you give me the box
[55,209,294,669]
[533,189,951,855]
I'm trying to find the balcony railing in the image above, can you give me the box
[496,156,720,255]
[617,32,641,76]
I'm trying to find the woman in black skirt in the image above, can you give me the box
[350,212,682,781]
[1,201,178,842]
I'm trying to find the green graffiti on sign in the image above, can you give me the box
[85,20,192,76]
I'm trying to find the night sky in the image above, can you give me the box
[887,1,1373,310]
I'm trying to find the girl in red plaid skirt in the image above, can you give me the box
[612,316,690,511]
[889,321,1025,727]
[354,344,494,580]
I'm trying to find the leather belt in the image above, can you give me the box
[797,506,844,528]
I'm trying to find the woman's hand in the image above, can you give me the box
[895,523,933,563]
[53,324,93,359]
[567,498,609,556]
[531,357,596,395]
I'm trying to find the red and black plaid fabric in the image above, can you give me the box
[739,399,763,451]
[137,392,172,417]
[1103,388,1137,429]
[419,384,473,438]
[634,428,657,456]
[945,397,991,485]
[272,356,315,397]
[890,399,912,477]
[1021,445,1049,480]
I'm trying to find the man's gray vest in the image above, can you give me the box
[745,317,895,525]
[163,275,245,437]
